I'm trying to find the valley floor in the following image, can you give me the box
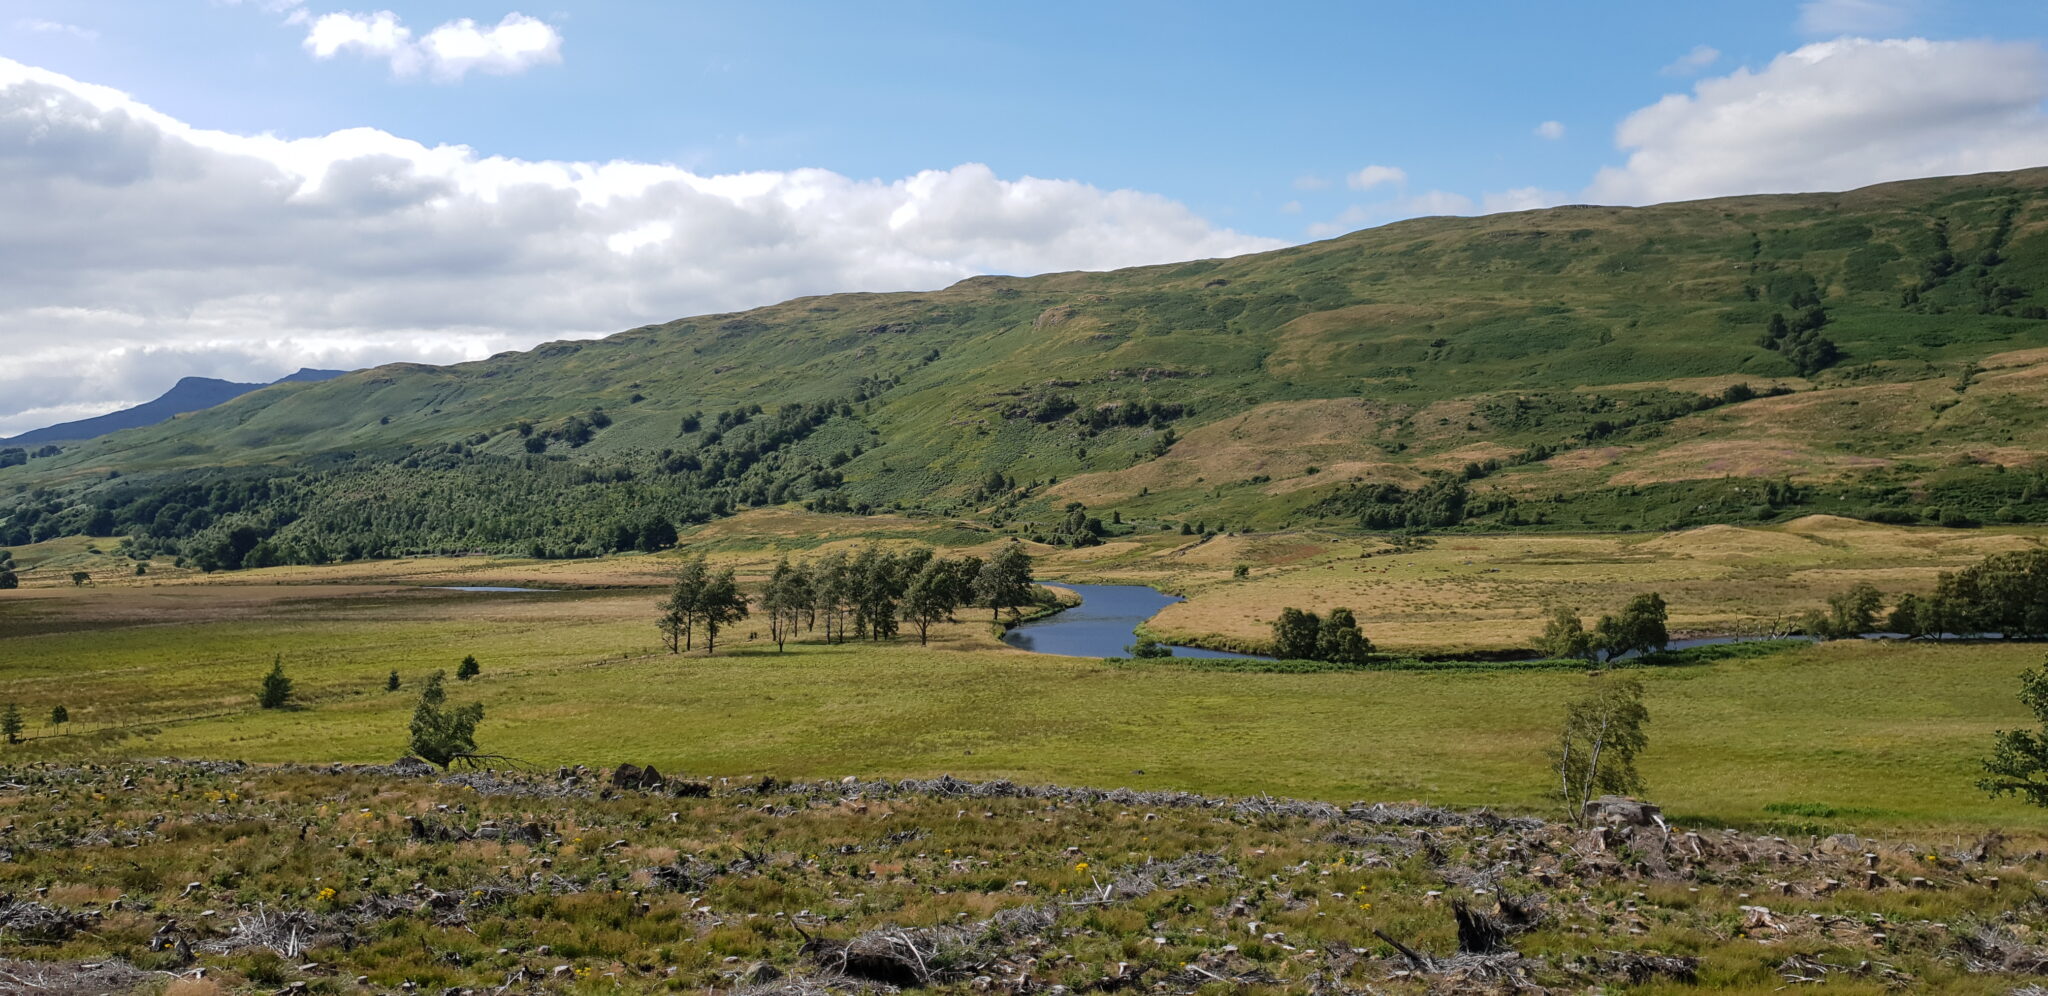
[2,513,2045,833]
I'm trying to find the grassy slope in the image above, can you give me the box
[12,169,2048,530]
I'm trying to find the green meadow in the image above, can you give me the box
[5,576,2042,834]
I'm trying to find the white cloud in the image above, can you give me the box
[302,10,562,80]
[1588,37,2048,205]
[1798,0,1914,35]
[1534,120,1565,140]
[1346,164,1406,190]
[1305,190,1474,237]
[14,18,98,41]
[1278,200,1302,215]
[1291,174,1331,191]
[1482,187,1568,213]
[1659,44,1719,76]
[0,57,1285,435]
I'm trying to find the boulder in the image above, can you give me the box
[1583,795,1661,826]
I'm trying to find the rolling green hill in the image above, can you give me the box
[11,167,2048,567]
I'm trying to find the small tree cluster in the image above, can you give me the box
[1269,607,1375,663]
[658,555,751,655]
[1757,308,1842,376]
[1893,550,2048,638]
[1804,583,1883,640]
[660,542,1037,654]
[456,654,481,680]
[1541,594,1669,662]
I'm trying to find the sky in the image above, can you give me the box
[6,0,2048,435]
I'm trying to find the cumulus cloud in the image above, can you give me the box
[1534,120,1565,140]
[1798,0,1914,35]
[1291,174,1331,191]
[302,10,562,80]
[1346,164,1406,190]
[1588,37,2048,205]
[0,57,1283,436]
[1659,44,1719,76]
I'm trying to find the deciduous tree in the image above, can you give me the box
[1551,675,1649,825]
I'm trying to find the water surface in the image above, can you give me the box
[428,586,554,593]
[1001,583,1270,659]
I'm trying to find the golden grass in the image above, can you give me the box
[1144,519,2048,653]
[1049,398,1420,504]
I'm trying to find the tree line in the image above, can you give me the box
[658,542,1037,653]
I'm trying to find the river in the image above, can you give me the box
[1000,583,1271,659]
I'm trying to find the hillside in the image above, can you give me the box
[9,168,2048,565]
[2,368,347,446]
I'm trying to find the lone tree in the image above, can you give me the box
[1551,674,1650,825]
[1980,664,2048,806]
[1127,634,1173,659]
[408,670,484,769]
[49,705,67,726]
[70,571,90,587]
[0,569,15,590]
[456,654,480,680]
[386,670,400,692]
[0,704,20,745]
[1538,605,1596,660]
[258,656,293,710]
[1594,593,1669,661]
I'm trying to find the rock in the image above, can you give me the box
[743,962,781,984]
[611,763,644,789]
[1583,795,1661,826]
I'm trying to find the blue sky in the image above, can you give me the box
[14,0,2047,239]
[5,0,2048,432]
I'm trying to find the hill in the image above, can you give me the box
[9,168,2048,565]
[2,368,347,446]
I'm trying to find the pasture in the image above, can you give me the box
[2,557,2043,832]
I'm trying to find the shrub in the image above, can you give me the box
[258,656,293,710]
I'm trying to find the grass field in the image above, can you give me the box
[3,562,2043,833]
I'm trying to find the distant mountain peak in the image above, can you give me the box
[3,367,350,445]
